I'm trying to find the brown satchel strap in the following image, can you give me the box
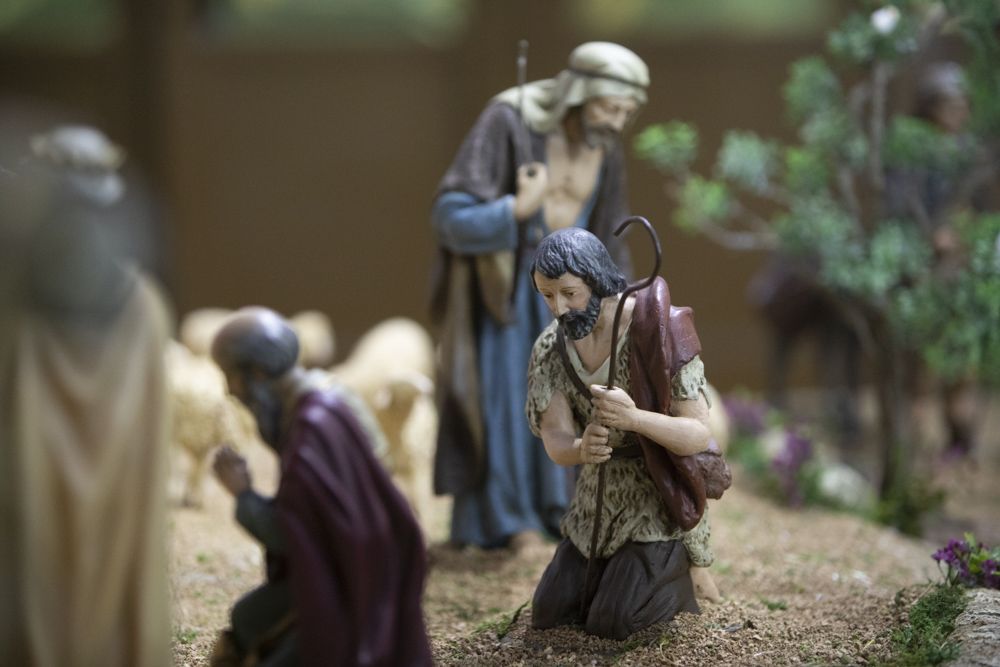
[555,326,592,398]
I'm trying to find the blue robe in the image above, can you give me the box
[434,191,596,546]
[430,101,632,548]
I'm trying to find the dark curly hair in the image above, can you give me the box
[531,228,627,297]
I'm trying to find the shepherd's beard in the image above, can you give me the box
[559,293,602,340]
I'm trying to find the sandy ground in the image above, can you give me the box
[169,389,1000,666]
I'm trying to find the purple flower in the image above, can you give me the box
[723,395,768,437]
[931,537,1000,589]
[770,429,813,506]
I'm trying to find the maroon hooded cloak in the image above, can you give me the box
[275,390,432,667]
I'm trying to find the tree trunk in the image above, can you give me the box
[873,315,908,499]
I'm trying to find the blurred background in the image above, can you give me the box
[0,0,888,391]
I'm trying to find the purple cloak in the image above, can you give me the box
[276,390,432,667]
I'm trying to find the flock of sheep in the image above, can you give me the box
[166,311,439,533]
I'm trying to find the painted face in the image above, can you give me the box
[534,271,602,340]
[224,369,282,446]
[581,95,640,149]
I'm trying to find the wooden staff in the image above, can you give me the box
[582,215,662,616]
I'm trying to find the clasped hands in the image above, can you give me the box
[578,385,638,465]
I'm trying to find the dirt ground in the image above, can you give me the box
[169,392,1000,666]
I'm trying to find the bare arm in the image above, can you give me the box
[538,390,612,466]
[590,385,710,456]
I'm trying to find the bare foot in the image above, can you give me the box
[691,566,722,603]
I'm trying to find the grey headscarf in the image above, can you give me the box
[494,41,649,133]
[30,126,126,206]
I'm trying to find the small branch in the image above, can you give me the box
[837,166,863,226]
[701,222,778,252]
[829,294,878,360]
[867,61,892,192]
[847,80,871,120]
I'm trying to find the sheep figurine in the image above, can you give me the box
[179,307,335,368]
[164,340,260,508]
[331,318,438,531]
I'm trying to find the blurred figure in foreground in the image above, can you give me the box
[210,308,432,667]
[0,126,171,666]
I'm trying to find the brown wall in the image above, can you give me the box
[0,1,841,391]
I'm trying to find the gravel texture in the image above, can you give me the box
[169,398,1000,666]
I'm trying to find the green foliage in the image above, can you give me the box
[823,221,931,303]
[887,585,965,665]
[827,6,920,64]
[800,108,868,167]
[715,131,781,194]
[761,597,788,611]
[946,1,1000,136]
[898,214,1000,383]
[933,533,1000,589]
[773,196,854,256]
[784,146,830,195]
[883,116,967,172]
[175,628,199,645]
[633,0,1000,391]
[875,475,945,536]
[828,12,878,63]
[674,176,729,232]
[783,56,842,123]
[473,600,528,639]
[633,122,698,175]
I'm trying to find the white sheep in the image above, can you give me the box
[331,318,439,532]
[178,307,335,368]
[165,340,261,508]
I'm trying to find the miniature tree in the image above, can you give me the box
[635,0,1000,523]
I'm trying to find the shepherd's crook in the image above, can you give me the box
[516,39,535,172]
[581,215,662,616]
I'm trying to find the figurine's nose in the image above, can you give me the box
[553,295,570,317]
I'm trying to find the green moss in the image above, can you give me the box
[472,599,528,639]
[885,585,966,665]
[175,628,199,645]
[761,597,788,611]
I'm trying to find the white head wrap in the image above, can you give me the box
[494,41,650,133]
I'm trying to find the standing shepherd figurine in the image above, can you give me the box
[431,41,649,551]
[526,223,730,639]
